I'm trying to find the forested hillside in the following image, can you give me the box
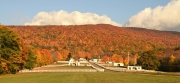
[4,24,180,72]
[9,24,180,53]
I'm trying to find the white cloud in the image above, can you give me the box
[24,10,121,26]
[125,0,180,31]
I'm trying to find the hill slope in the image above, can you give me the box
[8,24,180,54]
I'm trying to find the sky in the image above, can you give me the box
[0,0,180,32]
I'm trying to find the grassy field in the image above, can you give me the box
[0,72,180,83]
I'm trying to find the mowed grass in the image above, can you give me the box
[0,72,180,83]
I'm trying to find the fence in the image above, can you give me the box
[94,63,159,72]
[42,65,68,67]
[94,63,127,72]
[88,62,104,72]
[19,69,97,73]
[57,61,69,63]
[91,65,104,72]
[105,67,127,72]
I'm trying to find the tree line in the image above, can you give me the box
[101,49,180,72]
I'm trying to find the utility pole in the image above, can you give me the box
[108,57,109,67]
[128,52,130,66]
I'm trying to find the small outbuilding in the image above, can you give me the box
[127,66,142,70]
[113,63,124,66]
[93,59,98,63]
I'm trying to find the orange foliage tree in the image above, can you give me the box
[112,54,119,62]
[124,57,129,66]
[41,49,53,65]
[118,56,124,63]
[60,50,70,60]
[102,55,109,62]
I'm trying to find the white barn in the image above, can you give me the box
[113,63,124,66]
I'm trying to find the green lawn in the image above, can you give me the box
[0,72,180,83]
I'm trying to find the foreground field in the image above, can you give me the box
[0,72,180,83]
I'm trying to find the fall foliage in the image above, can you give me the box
[1,24,180,74]
[8,24,180,54]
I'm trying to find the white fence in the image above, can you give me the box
[94,63,127,72]
[105,67,127,72]
[95,63,159,72]
[19,69,97,73]
[57,61,69,63]
[43,65,68,67]
[91,65,104,72]
[88,62,104,72]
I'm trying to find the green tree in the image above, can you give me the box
[138,50,160,70]
[0,25,23,74]
[24,45,37,70]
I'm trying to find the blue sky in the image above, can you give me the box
[0,0,170,25]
